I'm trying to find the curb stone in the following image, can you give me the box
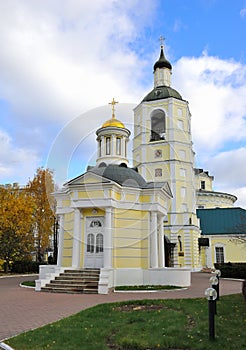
[0,342,15,350]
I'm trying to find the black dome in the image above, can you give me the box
[153,47,172,71]
[90,164,147,188]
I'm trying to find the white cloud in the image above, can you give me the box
[0,128,40,184]
[172,54,246,208]
[0,0,153,124]
[207,148,246,188]
[0,0,155,184]
[240,8,246,18]
[173,54,246,156]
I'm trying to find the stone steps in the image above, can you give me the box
[41,268,100,294]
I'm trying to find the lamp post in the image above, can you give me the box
[214,269,221,300]
[205,287,217,340]
[209,276,218,314]
[53,217,59,264]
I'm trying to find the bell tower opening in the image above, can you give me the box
[150,109,166,141]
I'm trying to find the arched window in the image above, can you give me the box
[150,109,166,141]
[106,137,111,155]
[116,137,121,155]
[90,220,102,227]
[96,233,103,253]
[87,234,94,253]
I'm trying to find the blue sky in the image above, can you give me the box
[0,0,246,208]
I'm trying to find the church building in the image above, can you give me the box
[36,41,245,294]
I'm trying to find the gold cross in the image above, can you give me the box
[109,98,118,118]
[159,35,165,47]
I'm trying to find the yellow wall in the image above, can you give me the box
[210,236,246,263]
[113,208,149,269]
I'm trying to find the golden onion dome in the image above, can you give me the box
[102,118,125,128]
[101,98,125,129]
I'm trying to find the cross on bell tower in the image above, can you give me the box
[159,35,165,48]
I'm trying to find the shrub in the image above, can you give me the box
[11,260,41,273]
[214,263,246,279]
[242,280,246,301]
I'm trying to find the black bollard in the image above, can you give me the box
[208,297,215,340]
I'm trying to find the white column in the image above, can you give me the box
[150,211,158,268]
[57,214,64,267]
[104,207,112,268]
[158,215,165,267]
[72,208,81,268]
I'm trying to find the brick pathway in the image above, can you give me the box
[0,273,242,341]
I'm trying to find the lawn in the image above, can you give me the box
[6,294,246,350]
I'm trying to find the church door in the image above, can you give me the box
[84,217,104,268]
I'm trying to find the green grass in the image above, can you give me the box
[21,281,35,287]
[115,285,183,291]
[6,294,246,350]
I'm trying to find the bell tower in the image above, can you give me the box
[132,40,201,269]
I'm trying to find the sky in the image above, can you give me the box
[0,0,246,208]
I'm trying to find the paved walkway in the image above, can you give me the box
[0,273,242,341]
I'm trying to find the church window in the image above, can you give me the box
[106,137,111,155]
[155,168,162,177]
[125,140,127,157]
[178,120,184,130]
[201,181,205,190]
[96,233,103,253]
[178,108,182,117]
[116,137,121,155]
[181,203,188,212]
[179,150,186,160]
[181,187,186,198]
[180,168,186,177]
[215,247,224,263]
[87,234,94,253]
[150,109,166,141]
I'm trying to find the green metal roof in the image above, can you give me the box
[90,164,147,188]
[196,207,246,235]
[142,86,182,102]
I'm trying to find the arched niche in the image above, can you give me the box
[150,109,166,142]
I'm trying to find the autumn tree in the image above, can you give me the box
[27,168,56,262]
[0,184,36,272]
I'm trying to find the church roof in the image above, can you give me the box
[89,164,147,188]
[142,85,182,102]
[88,164,169,191]
[196,207,246,235]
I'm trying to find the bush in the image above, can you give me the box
[242,280,246,301]
[214,263,246,279]
[10,260,41,273]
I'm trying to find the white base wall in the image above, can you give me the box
[99,267,191,294]
[35,265,66,291]
[36,266,191,294]
[114,268,191,288]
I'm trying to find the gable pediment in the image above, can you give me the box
[65,171,112,187]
